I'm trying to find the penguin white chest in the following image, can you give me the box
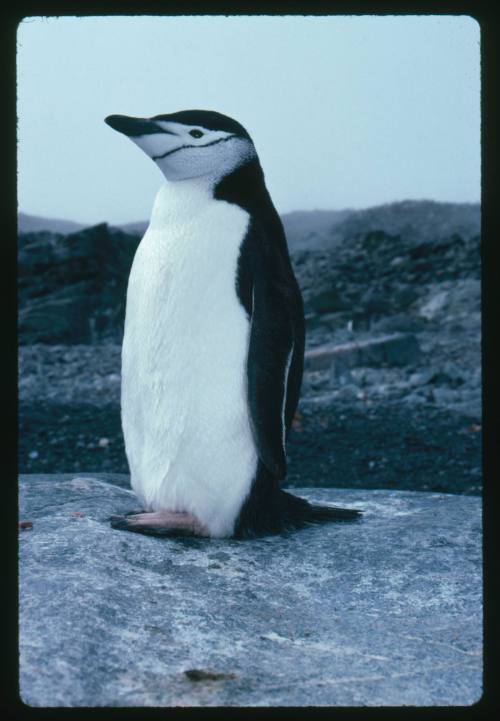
[121,184,258,537]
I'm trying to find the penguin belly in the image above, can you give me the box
[121,194,258,538]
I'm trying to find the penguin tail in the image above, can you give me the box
[308,501,362,522]
[234,482,362,539]
[280,489,362,530]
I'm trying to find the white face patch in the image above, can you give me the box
[129,120,256,182]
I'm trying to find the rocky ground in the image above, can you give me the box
[18,200,482,495]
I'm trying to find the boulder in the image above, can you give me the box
[359,287,392,316]
[393,287,420,309]
[371,313,427,334]
[19,474,482,707]
[419,289,450,321]
[309,287,347,314]
[18,224,139,344]
[417,279,480,322]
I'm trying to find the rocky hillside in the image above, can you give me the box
[327,200,480,246]
[18,212,87,235]
[18,200,480,346]
[280,209,353,251]
[296,223,480,343]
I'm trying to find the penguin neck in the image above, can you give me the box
[149,177,214,228]
[214,157,270,217]
[149,157,278,230]
[215,157,287,249]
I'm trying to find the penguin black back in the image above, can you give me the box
[214,149,361,536]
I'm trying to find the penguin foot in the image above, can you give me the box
[110,510,209,537]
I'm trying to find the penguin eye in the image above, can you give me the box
[189,129,204,139]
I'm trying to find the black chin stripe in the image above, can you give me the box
[152,134,237,161]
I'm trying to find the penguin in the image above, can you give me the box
[105,109,361,539]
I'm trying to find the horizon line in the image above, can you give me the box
[18,196,482,229]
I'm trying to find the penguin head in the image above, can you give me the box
[105,110,257,182]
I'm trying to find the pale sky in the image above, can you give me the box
[17,15,480,225]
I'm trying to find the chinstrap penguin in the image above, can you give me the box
[105,109,361,538]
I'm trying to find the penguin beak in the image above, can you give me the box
[105,114,166,137]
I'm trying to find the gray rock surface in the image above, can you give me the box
[19,474,482,707]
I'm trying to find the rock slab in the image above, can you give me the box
[18,474,482,707]
[304,333,421,373]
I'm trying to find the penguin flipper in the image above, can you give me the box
[247,272,296,481]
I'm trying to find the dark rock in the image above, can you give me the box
[18,224,140,344]
[349,313,372,332]
[309,287,347,314]
[359,288,391,316]
[409,241,434,260]
[407,363,468,391]
[434,362,467,388]
[409,370,436,387]
[371,314,427,334]
[19,296,93,345]
[412,260,434,273]
[19,474,482,707]
[379,333,421,366]
[336,384,361,400]
[393,287,419,309]
[360,229,401,252]
[301,370,330,394]
[305,311,351,334]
